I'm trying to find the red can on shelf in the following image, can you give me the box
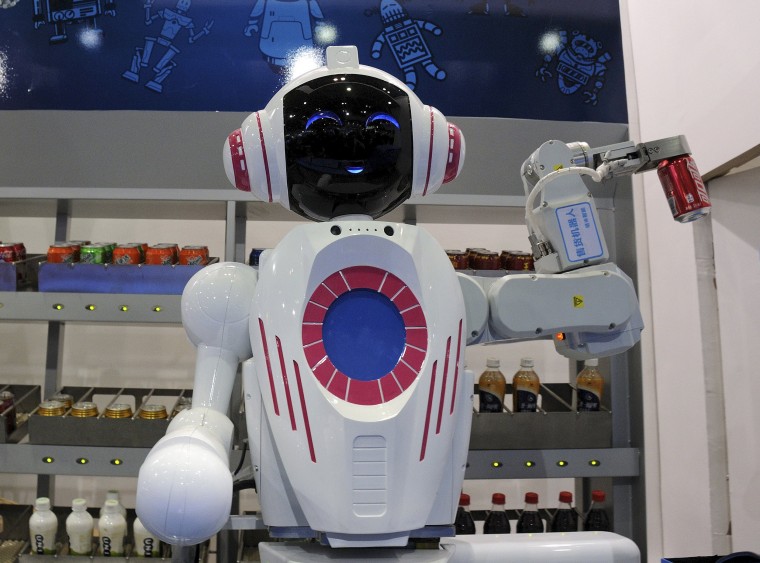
[112,244,143,265]
[5,243,26,261]
[179,245,209,265]
[0,244,16,263]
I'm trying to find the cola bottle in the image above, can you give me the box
[516,492,544,533]
[483,493,510,534]
[584,490,611,532]
[550,491,578,532]
[454,493,476,535]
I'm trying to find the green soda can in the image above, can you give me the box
[80,244,107,264]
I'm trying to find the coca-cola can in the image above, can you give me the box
[656,155,711,223]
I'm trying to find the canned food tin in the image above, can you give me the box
[502,250,534,271]
[47,243,77,264]
[1,391,17,434]
[171,396,192,418]
[112,244,143,265]
[0,244,16,263]
[48,393,74,409]
[138,404,168,420]
[145,244,176,265]
[37,400,66,417]
[179,245,209,266]
[104,403,134,418]
[80,244,107,264]
[70,401,99,418]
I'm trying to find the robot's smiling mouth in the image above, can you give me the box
[346,166,364,174]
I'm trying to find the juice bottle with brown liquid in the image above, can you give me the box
[576,358,603,412]
[512,357,540,412]
[478,358,506,413]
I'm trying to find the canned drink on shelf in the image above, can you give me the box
[104,403,133,418]
[657,155,712,223]
[1,391,17,434]
[171,396,191,418]
[157,243,180,263]
[6,243,26,261]
[501,250,535,271]
[80,244,108,264]
[473,250,500,270]
[445,250,469,270]
[138,404,168,420]
[112,244,143,265]
[0,244,16,263]
[128,243,149,261]
[248,248,266,267]
[94,242,116,263]
[179,245,209,266]
[70,401,99,418]
[37,400,67,417]
[48,393,74,409]
[47,243,78,264]
[145,244,176,265]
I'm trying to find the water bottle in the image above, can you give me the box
[65,498,93,555]
[29,497,58,555]
[98,499,127,556]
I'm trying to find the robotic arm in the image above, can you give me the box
[462,135,710,360]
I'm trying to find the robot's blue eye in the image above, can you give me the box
[366,112,400,129]
[305,111,343,129]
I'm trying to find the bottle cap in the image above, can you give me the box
[520,357,534,368]
[459,493,470,506]
[585,358,599,367]
[486,357,500,368]
[591,490,606,502]
[559,491,573,503]
[106,490,120,501]
[525,492,539,504]
[72,498,88,511]
[491,493,506,505]
[103,499,119,514]
[35,497,51,511]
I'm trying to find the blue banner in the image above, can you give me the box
[0,0,626,122]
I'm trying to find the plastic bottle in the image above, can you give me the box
[483,493,510,534]
[454,493,476,535]
[133,517,160,557]
[584,490,611,532]
[99,490,127,520]
[98,499,127,556]
[29,497,58,555]
[576,358,603,412]
[478,358,506,413]
[512,357,540,412]
[65,498,93,556]
[516,492,544,533]
[550,491,578,532]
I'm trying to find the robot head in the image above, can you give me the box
[224,46,465,222]
[176,0,191,13]
[380,0,408,25]
[569,31,600,61]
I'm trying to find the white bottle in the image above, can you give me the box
[132,517,159,558]
[98,499,127,557]
[99,490,127,520]
[66,498,94,556]
[29,497,58,555]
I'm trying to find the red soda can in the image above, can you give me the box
[0,244,16,263]
[656,155,711,223]
[179,245,209,265]
[112,243,143,265]
[145,244,176,265]
[6,243,26,261]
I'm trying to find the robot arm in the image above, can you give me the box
[136,263,257,545]
[461,136,708,360]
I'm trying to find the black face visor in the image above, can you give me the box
[283,74,414,222]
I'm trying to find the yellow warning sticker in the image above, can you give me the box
[573,295,584,308]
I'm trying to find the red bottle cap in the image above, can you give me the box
[559,491,573,503]
[491,493,506,505]
[459,493,471,506]
[591,490,606,502]
[525,492,539,504]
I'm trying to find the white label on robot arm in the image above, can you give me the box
[556,202,604,263]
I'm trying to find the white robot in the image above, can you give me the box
[136,45,705,561]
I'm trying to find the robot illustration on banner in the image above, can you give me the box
[243,0,327,73]
[122,0,213,93]
[536,29,611,105]
[32,0,116,45]
[135,45,706,561]
[370,0,446,91]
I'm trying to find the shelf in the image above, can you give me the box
[0,292,182,323]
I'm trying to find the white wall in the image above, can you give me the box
[622,0,760,559]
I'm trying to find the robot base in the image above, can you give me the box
[258,532,640,562]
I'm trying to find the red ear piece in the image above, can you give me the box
[226,129,251,192]
[443,123,464,184]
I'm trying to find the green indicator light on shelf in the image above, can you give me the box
[110,459,123,466]
[491,461,503,468]
[85,304,96,311]
[153,306,162,313]
[76,458,89,465]
[53,304,64,310]
[119,305,129,312]
[42,457,54,464]
[589,459,601,467]
[556,460,568,467]
[525,460,535,468]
